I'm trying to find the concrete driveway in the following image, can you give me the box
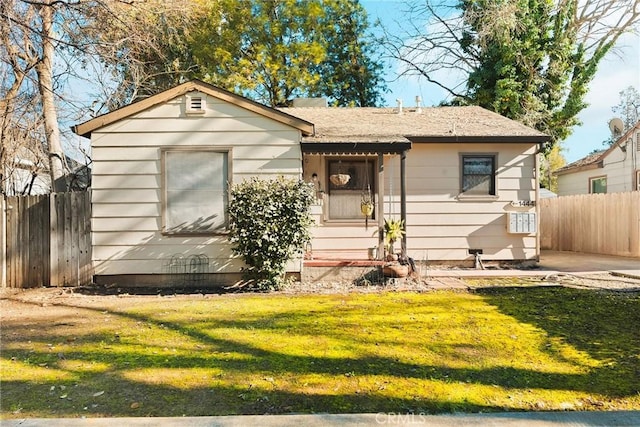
[539,250,640,276]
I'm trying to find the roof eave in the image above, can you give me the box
[555,161,603,176]
[301,141,412,154]
[407,135,550,144]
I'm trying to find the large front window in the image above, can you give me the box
[461,155,496,196]
[327,158,375,220]
[163,149,229,234]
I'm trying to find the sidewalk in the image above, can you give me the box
[4,411,640,426]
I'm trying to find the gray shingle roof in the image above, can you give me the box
[280,106,548,143]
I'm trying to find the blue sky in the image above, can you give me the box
[362,0,640,163]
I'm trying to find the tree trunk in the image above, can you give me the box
[36,1,67,193]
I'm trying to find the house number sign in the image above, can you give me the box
[511,200,536,207]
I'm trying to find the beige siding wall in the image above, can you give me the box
[91,92,302,275]
[556,170,592,196]
[602,146,635,192]
[405,143,538,261]
[307,143,538,261]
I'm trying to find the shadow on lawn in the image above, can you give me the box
[2,288,639,417]
[475,286,640,397]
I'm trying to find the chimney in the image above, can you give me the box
[396,99,403,114]
[415,96,422,114]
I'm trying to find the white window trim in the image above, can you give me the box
[589,175,607,194]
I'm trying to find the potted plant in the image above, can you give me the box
[383,218,405,258]
[382,218,409,278]
[361,200,374,216]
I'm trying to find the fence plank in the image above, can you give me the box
[540,192,640,257]
[50,193,59,287]
[79,190,92,285]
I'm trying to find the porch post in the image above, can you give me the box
[377,153,384,259]
[400,150,407,256]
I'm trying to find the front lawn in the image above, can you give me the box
[1,287,638,418]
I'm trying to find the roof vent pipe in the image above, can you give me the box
[396,99,403,115]
[415,96,422,114]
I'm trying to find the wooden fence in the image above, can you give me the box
[1,191,92,289]
[540,192,640,258]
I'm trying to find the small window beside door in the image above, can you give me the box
[460,154,497,196]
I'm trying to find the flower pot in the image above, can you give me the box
[361,202,374,216]
[329,174,350,186]
[383,263,409,278]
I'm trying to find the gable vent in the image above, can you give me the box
[186,94,206,114]
[190,97,203,109]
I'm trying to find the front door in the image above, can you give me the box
[326,158,376,221]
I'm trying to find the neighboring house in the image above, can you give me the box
[3,146,50,196]
[2,147,91,195]
[73,80,549,286]
[555,121,640,195]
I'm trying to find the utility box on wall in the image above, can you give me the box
[507,212,537,234]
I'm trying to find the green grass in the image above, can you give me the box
[1,287,639,418]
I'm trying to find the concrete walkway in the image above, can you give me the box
[424,250,640,279]
[4,411,640,427]
[537,250,640,278]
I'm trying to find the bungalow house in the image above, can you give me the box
[73,80,548,287]
[555,121,640,195]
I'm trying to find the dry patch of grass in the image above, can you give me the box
[1,288,639,418]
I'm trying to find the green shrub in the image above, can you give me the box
[227,177,315,290]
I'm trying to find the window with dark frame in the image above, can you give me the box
[163,149,229,234]
[461,155,496,196]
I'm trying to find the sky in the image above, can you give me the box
[362,0,640,163]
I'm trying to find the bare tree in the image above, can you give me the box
[80,0,203,108]
[1,0,82,193]
[0,1,50,195]
[0,0,200,194]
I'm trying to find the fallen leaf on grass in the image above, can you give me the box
[130,402,140,409]
[92,391,104,397]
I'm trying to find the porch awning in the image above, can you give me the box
[300,141,412,155]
